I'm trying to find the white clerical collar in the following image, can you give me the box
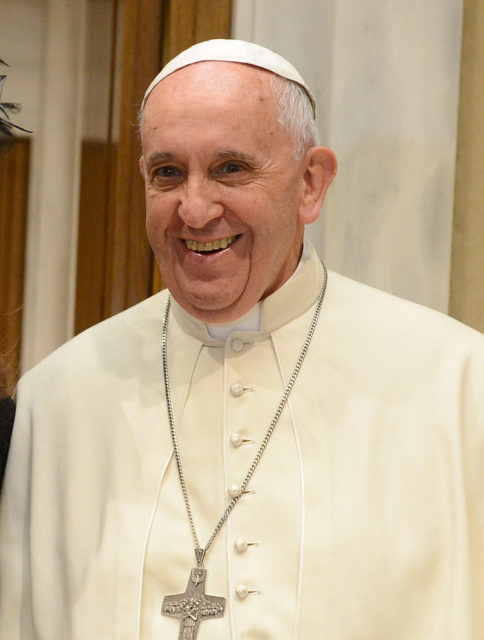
[206,240,311,340]
[207,303,260,340]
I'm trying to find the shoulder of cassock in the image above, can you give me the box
[9,261,482,460]
[14,264,484,413]
[16,288,172,413]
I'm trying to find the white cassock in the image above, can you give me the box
[1,243,483,640]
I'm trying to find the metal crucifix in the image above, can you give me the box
[161,567,225,640]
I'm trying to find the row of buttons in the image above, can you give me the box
[227,353,259,601]
[234,535,260,599]
[228,379,253,489]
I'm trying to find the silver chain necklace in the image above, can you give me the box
[161,263,327,639]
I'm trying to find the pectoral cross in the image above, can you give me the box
[161,567,225,640]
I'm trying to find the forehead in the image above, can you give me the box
[140,61,299,163]
[143,61,278,128]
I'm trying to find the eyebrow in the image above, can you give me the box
[145,149,259,167]
[145,151,176,167]
[212,150,258,165]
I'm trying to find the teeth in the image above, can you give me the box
[185,236,236,252]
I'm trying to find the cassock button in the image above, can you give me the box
[230,433,243,448]
[235,584,249,600]
[230,383,244,397]
[234,538,248,553]
[228,484,241,498]
[230,338,244,353]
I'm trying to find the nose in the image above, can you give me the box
[177,178,224,229]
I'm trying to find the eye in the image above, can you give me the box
[149,165,184,190]
[218,163,244,175]
[155,165,181,178]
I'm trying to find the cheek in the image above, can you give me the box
[145,210,159,243]
[145,196,172,239]
[145,212,170,262]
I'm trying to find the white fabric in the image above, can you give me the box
[142,39,316,115]
[207,303,260,339]
[1,244,484,639]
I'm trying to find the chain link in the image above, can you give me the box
[162,263,328,562]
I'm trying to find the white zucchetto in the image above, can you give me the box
[142,38,316,116]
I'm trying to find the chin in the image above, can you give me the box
[186,301,239,323]
[176,284,243,317]
[170,273,261,323]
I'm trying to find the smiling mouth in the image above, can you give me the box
[184,235,237,253]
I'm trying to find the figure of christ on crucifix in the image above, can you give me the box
[162,568,225,640]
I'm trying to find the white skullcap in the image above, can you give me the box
[142,38,316,117]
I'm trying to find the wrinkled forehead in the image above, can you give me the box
[141,38,316,116]
[140,62,298,160]
[141,62,285,145]
[144,60,275,111]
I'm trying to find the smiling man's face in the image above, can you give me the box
[140,61,319,323]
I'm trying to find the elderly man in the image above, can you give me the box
[1,39,483,640]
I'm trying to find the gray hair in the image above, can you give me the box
[270,74,320,159]
[138,73,320,159]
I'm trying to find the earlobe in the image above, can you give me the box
[298,147,337,225]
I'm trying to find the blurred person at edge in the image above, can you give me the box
[0,59,24,491]
[0,361,15,491]
[1,40,483,640]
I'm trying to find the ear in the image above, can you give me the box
[139,155,146,180]
[298,147,337,224]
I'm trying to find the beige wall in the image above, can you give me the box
[19,0,87,371]
[450,0,484,333]
[233,0,464,315]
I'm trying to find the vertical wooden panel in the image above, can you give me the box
[75,141,112,334]
[103,0,163,317]
[450,0,484,332]
[75,0,118,335]
[194,0,232,42]
[0,139,29,390]
[162,0,232,63]
[162,0,198,60]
